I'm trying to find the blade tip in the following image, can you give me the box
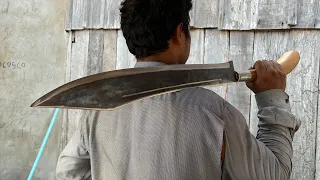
[30,98,44,107]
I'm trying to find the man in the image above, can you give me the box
[56,0,301,179]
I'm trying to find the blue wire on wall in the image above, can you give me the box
[27,108,60,180]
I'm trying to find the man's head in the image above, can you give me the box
[120,0,193,64]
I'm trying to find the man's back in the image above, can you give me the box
[79,88,225,179]
[56,0,300,179]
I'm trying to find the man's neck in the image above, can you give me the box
[137,53,183,65]
[135,61,167,68]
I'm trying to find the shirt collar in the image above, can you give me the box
[134,61,167,68]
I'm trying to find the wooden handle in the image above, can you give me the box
[249,51,300,81]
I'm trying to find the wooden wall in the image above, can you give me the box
[61,0,320,179]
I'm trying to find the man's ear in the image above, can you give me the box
[172,23,184,45]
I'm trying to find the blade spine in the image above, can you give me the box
[123,78,224,98]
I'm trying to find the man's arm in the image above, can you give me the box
[56,125,91,180]
[222,60,300,180]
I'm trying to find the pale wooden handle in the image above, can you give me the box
[249,51,300,81]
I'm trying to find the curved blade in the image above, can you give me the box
[31,61,236,110]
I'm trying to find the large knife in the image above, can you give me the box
[31,51,300,110]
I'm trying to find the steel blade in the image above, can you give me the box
[31,61,237,110]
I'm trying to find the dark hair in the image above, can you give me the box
[120,0,193,58]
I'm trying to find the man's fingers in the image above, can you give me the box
[263,60,273,71]
[270,60,284,73]
[253,60,266,74]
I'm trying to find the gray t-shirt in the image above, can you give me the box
[56,62,300,180]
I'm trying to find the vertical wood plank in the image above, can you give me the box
[291,0,319,29]
[203,29,229,98]
[87,30,105,75]
[192,0,219,28]
[187,29,205,64]
[219,0,293,30]
[226,31,254,124]
[252,0,291,29]
[250,31,290,135]
[102,30,118,71]
[71,0,86,29]
[287,0,298,26]
[116,30,136,69]
[103,0,122,29]
[316,1,320,29]
[86,0,106,28]
[65,0,74,31]
[219,0,254,30]
[287,30,319,180]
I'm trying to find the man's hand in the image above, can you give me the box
[246,60,286,94]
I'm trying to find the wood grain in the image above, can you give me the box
[86,0,105,28]
[226,31,254,124]
[103,30,117,71]
[70,0,86,30]
[219,0,255,30]
[103,0,121,29]
[203,29,229,98]
[68,0,121,30]
[292,0,320,29]
[187,29,205,64]
[191,0,219,28]
[288,30,319,180]
[252,0,291,29]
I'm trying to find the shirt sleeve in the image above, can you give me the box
[222,89,301,180]
[56,123,91,180]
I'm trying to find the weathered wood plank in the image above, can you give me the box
[69,0,121,30]
[218,0,254,30]
[187,29,205,64]
[103,0,121,29]
[65,0,74,30]
[252,0,291,29]
[287,30,319,180]
[203,29,229,98]
[226,31,254,124]
[316,46,320,179]
[86,0,105,28]
[291,0,320,29]
[87,30,105,74]
[287,0,298,26]
[70,0,86,30]
[219,0,294,30]
[116,31,136,69]
[191,0,219,28]
[102,30,118,71]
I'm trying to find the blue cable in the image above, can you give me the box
[27,108,60,180]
